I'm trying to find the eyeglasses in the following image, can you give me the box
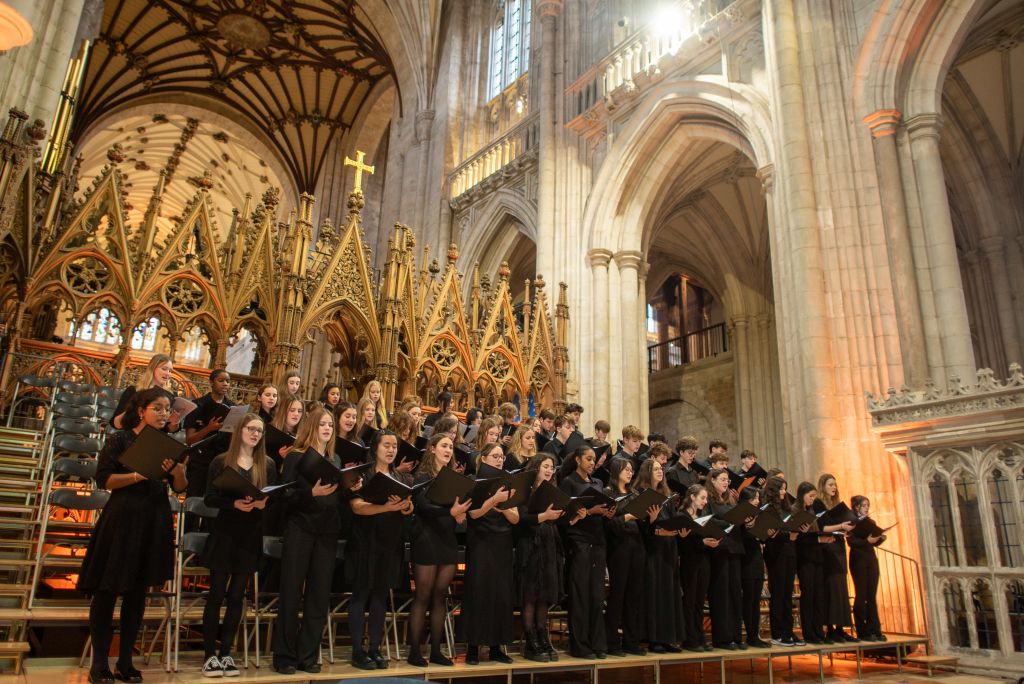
[243,426,265,436]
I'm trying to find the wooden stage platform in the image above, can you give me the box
[10,636,935,684]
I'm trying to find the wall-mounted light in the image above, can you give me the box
[0,2,32,52]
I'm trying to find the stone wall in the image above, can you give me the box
[648,351,738,453]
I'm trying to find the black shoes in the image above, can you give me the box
[540,628,559,661]
[429,650,454,666]
[368,650,388,669]
[300,662,321,674]
[406,650,427,667]
[664,644,682,653]
[624,645,646,656]
[113,666,143,683]
[648,643,666,654]
[524,630,549,662]
[351,650,376,671]
[466,645,480,665]
[489,646,513,664]
[89,669,115,684]
[748,639,771,648]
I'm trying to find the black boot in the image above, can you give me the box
[541,627,559,661]
[466,645,479,665]
[524,630,549,663]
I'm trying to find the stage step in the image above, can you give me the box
[904,653,960,676]
[0,640,31,674]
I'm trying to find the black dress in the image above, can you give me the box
[346,474,407,590]
[78,430,177,594]
[462,507,514,645]
[202,455,278,574]
[639,508,684,645]
[411,471,458,566]
[515,502,563,605]
[814,500,852,629]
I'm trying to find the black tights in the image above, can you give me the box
[348,588,388,653]
[89,585,147,673]
[522,596,550,633]
[202,567,249,658]
[409,564,455,656]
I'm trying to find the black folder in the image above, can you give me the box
[721,500,762,526]
[562,431,586,456]
[781,510,818,532]
[497,468,536,510]
[397,439,424,468]
[851,518,897,538]
[426,467,475,507]
[691,459,711,476]
[359,472,429,505]
[358,424,378,445]
[740,463,769,487]
[666,476,692,495]
[527,479,572,514]
[501,423,517,438]
[118,426,190,481]
[414,435,429,450]
[621,488,670,519]
[727,470,757,492]
[197,400,232,424]
[534,432,551,451]
[335,438,370,467]
[819,501,858,527]
[211,466,294,500]
[656,513,725,538]
[264,425,296,459]
[453,444,477,470]
[298,449,371,489]
[748,505,785,540]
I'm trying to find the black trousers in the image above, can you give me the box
[605,539,644,649]
[708,552,742,645]
[797,560,826,641]
[566,540,607,655]
[680,553,710,647]
[851,557,881,637]
[89,584,147,672]
[272,521,335,669]
[741,577,764,643]
[202,563,248,658]
[765,548,796,639]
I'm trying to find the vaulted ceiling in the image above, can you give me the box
[74,0,396,194]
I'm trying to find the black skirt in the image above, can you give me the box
[77,483,175,594]
[515,522,563,605]
[644,534,684,644]
[823,538,852,626]
[462,511,514,645]
[345,508,406,591]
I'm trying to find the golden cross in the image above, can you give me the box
[343,150,375,194]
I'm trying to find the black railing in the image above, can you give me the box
[647,323,728,373]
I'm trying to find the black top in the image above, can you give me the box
[411,471,458,564]
[708,500,744,554]
[558,471,605,545]
[183,393,235,468]
[666,462,700,491]
[280,447,342,535]
[795,507,825,563]
[258,407,274,424]
[204,454,278,538]
[604,487,642,547]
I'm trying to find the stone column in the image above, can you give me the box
[587,248,612,423]
[979,236,1022,366]
[413,109,435,232]
[614,250,644,429]
[863,109,930,385]
[638,261,650,436]
[766,0,836,469]
[905,113,976,382]
[606,262,623,432]
[730,314,753,451]
[535,0,561,281]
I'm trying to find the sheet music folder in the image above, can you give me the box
[211,466,293,500]
[118,426,189,481]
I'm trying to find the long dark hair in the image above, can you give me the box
[764,476,790,514]
[606,456,633,495]
[681,484,707,515]
[319,383,341,406]
[368,428,399,474]
[558,445,593,481]
[795,481,817,511]
[707,467,731,504]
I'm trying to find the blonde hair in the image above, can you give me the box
[361,380,388,428]
[355,397,377,434]
[271,395,304,434]
[138,354,172,390]
[506,425,536,467]
[290,406,336,458]
[222,413,270,489]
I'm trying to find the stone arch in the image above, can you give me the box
[853,0,992,118]
[581,81,772,253]
[458,187,538,279]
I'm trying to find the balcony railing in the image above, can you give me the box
[647,322,728,373]
[448,111,539,201]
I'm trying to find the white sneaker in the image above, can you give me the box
[202,656,223,678]
[219,655,240,677]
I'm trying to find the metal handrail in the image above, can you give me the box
[647,322,728,372]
